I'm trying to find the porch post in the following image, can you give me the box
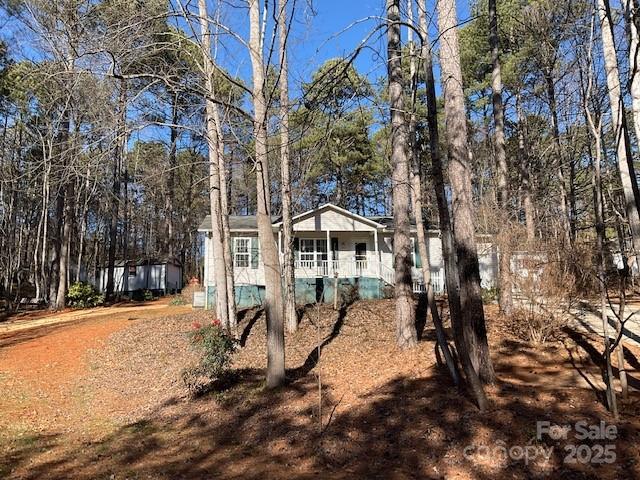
[374,228,380,279]
[326,229,332,276]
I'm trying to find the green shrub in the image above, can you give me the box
[66,282,104,308]
[481,287,498,304]
[182,320,237,395]
[132,289,155,301]
[169,295,188,306]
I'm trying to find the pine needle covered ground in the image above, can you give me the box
[1,299,639,479]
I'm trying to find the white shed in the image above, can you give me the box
[95,257,183,294]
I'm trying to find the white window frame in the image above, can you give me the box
[298,238,327,265]
[233,237,251,268]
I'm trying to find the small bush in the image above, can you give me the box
[169,295,188,306]
[506,308,564,345]
[132,289,155,301]
[182,319,237,395]
[66,282,104,308]
[481,287,498,304]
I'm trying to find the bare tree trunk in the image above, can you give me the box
[54,104,73,310]
[408,0,459,383]
[387,0,417,348]
[278,0,298,333]
[626,0,640,146]
[545,74,573,247]
[213,106,237,331]
[249,0,285,388]
[76,163,92,283]
[437,0,495,383]
[599,0,640,257]
[590,115,619,419]
[516,94,536,243]
[488,0,513,315]
[165,91,179,258]
[585,25,621,415]
[106,147,119,300]
[55,182,73,309]
[198,0,229,329]
[419,0,488,408]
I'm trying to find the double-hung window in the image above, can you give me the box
[234,237,251,268]
[298,239,327,266]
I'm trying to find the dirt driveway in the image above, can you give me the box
[0,299,191,437]
[0,299,190,337]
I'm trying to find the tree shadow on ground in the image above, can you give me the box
[238,307,264,347]
[5,355,636,479]
[563,327,640,393]
[289,303,349,380]
[3,306,639,479]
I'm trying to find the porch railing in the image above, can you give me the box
[291,257,445,295]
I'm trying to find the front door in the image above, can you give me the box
[355,242,367,275]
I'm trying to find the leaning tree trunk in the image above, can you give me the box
[599,0,640,258]
[420,0,487,409]
[278,0,298,334]
[387,0,417,349]
[249,0,286,388]
[437,0,495,383]
[586,101,619,418]
[198,0,229,329]
[488,0,513,315]
[407,0,459,384]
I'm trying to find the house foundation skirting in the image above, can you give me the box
[205,277,392,311]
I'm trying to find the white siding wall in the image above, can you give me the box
[294,210,376,232]
[202,220,498,291]
[205,233,268,287]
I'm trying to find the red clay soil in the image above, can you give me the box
[0,299,639,479]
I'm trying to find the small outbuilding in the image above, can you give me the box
[95,257,183,295]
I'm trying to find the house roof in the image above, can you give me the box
[102,256,182,268]
[272,203,386,229]
[198,203,438,233]
[198,215,280,232]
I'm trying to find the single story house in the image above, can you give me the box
[198,203,498,309]
[95,257,183,295]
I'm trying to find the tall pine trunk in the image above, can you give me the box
[626,0,640,148]
[516,94,536,243]
[198,0,230,329]
[488,0,513,315]
[437,0,495,383]
[599,0,640,257]
[213,105,237,331]
[387,0,417,348]
[249,0,286,387]
[278,0,298,333]
[420,0,487,409]
[408,0,459,384]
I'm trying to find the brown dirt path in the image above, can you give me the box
[0,300,191,437]
[0,298,186,336]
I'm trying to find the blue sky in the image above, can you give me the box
[287,0,473,88]
[209,0,473,98]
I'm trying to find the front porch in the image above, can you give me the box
[279,229,445,295]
